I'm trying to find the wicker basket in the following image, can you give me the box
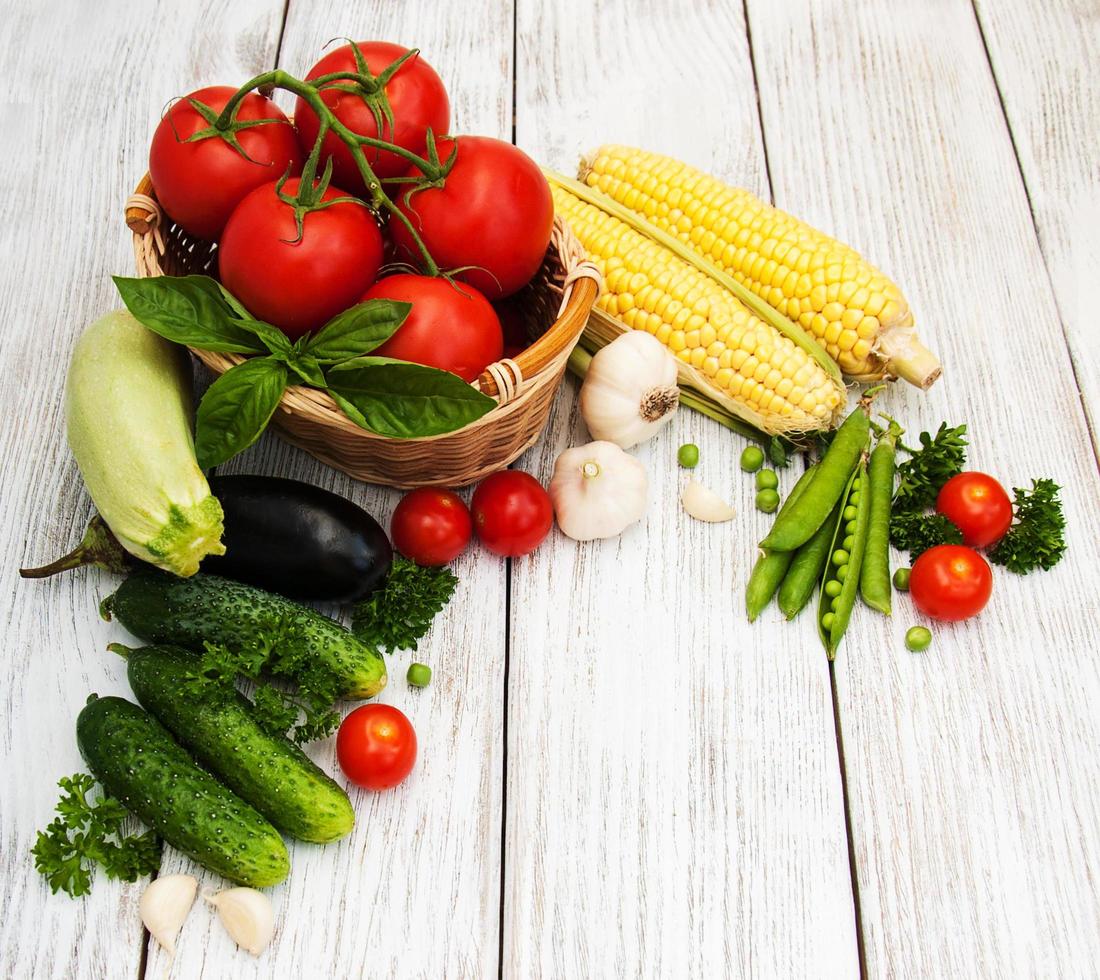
[124,174,601,488]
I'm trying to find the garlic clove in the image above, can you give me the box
[682,480,736,523]
[140,874,198,956]
[205,887,275,957]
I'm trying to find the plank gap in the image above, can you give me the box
[497,556,513,980]
[272,0,293,68]
[739,0,775,202]
[969,0,1100,473]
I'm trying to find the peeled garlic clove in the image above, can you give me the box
[140,874,198,956]
[682,480,736,523]
[205,887,274,957]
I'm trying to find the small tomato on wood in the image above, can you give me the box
[935,471,1013,548]
[471,471,553,557]
[909,544,993,621]
[390,488,472,566]
[337,704,417,791]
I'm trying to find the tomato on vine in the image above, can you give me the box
[149,86,303,241]
[390,136,554,299]
[295,41,450,192]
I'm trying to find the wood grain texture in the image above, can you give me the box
[507,3,860,977]
[144,3,514,978]
[973,0,1100,457]
[746,0,1100,975]
[0,2,287,979]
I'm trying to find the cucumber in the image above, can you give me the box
[76,695,289,887]
[124,645,354,843]
[65,310,225,576]
[102,570,386,699]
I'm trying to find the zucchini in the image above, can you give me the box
[65,310,224,576]
[124,644,354,843]
[102,570,387,699]
[76,695,289,887]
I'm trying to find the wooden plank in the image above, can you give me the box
[0,2,287,978]
[506,3,861,977]
[973,0,1100,457]
[145,3,514,977]
[745,0,1100,974]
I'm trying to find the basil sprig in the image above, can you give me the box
[113,275,496,468]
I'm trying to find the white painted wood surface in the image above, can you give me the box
[1,1,1098,978]
[746,0,1100,975]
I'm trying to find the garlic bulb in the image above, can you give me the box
[579,332,679,448]
[549,441,648,540]
[140,874,197,956]
[682,480,736,523]
[205,887,275,957]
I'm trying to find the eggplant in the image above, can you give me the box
[202,475,392,602]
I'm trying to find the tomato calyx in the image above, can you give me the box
[395,129,457,197]
[166,94,292,165]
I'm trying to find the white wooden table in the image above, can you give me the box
[3,1,1099,977]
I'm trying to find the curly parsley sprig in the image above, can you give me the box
[889,422,968,558]
[990,479,1067,574]
[32,774,160,897]
[352,556,458,653]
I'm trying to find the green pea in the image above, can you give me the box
[407,663,432,687]
[851,477,862,490]
[822,612,835,630]
[849,491,861,505]
[846,519,859,534]
[740,446,765,472]
[905,626,932,652]
[756,489,781,513]
[830,596,840,611]
[755,469,779,491]
[678,443,700,468]
[832,549,849,566]
[824,579,842,598]
[893,567,911,591]
[836,564,849,582]
[842,535,855,551]
[843,506,858,521]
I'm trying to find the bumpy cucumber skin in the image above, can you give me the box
[104,571,386,699]
[127,646,354,843]
[76,696,289,887]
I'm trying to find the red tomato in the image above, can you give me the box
[337,704,417,791]
[470,471,553,557]
[365,275,503,382]
[391,488,472,566]
[935,472,1013,548]
[149,86,302,241]
[910,545,993,621]
[218,178,384,339]
[295,41,449,191]
[391,136,554,299]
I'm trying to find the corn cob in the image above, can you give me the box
[550,177,845,435]
[579,145,941,389]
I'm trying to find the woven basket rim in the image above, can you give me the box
[125,173,602,446]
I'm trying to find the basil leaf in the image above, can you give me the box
[283,352,327,388]
[327,360,495,438]
[305,300,412,363]
[216,282,252,319]
[113,275,268,354]
[238,318,293,355]
[194,357,288,468]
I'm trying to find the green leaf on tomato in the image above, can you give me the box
[194,356,289,468]
[326,358,494,438]
[113,275,270,354]
[305,300,413,363]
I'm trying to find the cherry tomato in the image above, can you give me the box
[149,86,302,241]
[337,704,417,791]
[935,472,1013,548]
[391,136,554,299]
[218,177,384,339]
[470,471,553,557]
[909,545,993,621]
[365,275,503,382]
[295,41,449,192]
[390,488,472,566]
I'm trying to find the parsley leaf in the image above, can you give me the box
[990,479,1067,574]
[890,511,964,559]
[32,773,160,898]
[352,556,457,652]
[893,423,968,512]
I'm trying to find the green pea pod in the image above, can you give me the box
[745,463,819,622]
[759,408,869,552]
[860,422,901,614]
[777,499,843,620]
[818,459,872,659]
